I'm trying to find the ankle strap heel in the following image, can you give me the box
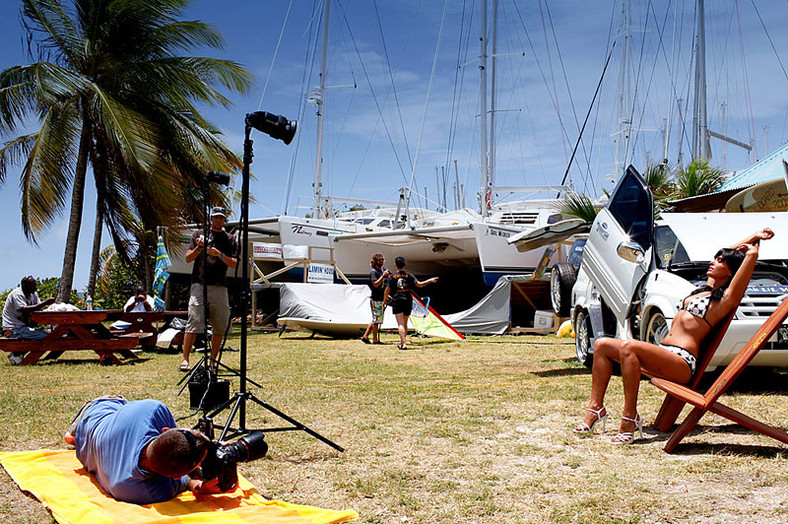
[610,413,642,445]
[574,406,608,434]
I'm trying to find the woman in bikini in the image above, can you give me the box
[574,227,774,444]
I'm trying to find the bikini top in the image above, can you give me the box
[677,292,712,327]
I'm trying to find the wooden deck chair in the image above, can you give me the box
[651,297,788,452]
[650,310,735,432]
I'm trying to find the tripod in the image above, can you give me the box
[197,115,343,451]
[176,174,229,395]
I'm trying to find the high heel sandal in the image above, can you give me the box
[610,414,643,445]
[573,406,608,434]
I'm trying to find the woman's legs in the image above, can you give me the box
[584,337,692,433]
[580,337,617,428]
[395,313,408,346]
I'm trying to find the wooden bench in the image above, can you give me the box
[0,310,142,365]
[652,297,788,452]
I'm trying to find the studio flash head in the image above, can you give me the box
[245,111,297,145]
[205,171,231,186]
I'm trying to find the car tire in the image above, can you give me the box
[644,309,669,345]
[575,308,593,367]
[550,263,577,317]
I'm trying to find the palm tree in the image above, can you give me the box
[0,0,253,301]
[554,191,599,224]
[675,158,726,199]
[643,162,678,213]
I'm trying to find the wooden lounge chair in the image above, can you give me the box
[650,310,735,432]
[651,297,788,452]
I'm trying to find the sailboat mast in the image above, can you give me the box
[693,0,709,161]
[479,0,490,217]
[313,0,331,218]
[614,0,632,176]
[489,0,499,208]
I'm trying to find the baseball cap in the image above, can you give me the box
[210,207,228,218]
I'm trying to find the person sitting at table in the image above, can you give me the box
[64,396,222,504]
[2,275,56,365]
[125,285,155,313]
[110,285,155,330]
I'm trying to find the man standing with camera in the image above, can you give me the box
[180,207,238,372]
[64,397,220,504]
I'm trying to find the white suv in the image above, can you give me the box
[571,166,788,369]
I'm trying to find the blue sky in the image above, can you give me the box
[1,0,788,292]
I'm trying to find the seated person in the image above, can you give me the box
[125,285,155,313]
[574,228,774,445]
[2,275,56,365]
[64,397,220,504]
[110,285,155,330]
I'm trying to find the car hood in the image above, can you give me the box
[658,212,788,262]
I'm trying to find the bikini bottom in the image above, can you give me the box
[658,343,697,376]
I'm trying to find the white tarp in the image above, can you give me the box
[278,283,396,331]
[279,279,516,336]
[443,276,513,334]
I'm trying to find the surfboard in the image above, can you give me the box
[725,178,788,213]
[507,218,589,252]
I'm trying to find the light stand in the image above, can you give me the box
[200,112,343,452]
[176,173,232,400]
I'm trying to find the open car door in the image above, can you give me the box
[580,165,653,321]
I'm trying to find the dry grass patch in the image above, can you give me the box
[1,332,788,523]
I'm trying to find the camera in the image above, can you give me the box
[197,417,268,492]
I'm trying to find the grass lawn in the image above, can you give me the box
[2,331,788,523]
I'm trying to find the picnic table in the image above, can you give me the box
[0,310,187,365]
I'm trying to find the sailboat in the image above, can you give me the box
[331,0,573,288]
[169,0,438,280]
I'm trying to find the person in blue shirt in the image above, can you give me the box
[64,397,220,504]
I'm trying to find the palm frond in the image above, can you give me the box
[676,159,726,198]
[554,192,599,223]
[19,102,79,241]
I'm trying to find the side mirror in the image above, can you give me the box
[617,240,645,264]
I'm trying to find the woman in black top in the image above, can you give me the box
[383,257,438,350]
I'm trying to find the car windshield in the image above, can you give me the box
[654,224,690,269]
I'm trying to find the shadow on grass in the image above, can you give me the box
[670,442,787,458]
[35,357,151,367]
[642,422,788,457]
[532,366,589,378]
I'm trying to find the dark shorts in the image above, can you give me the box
[391,297,412,316]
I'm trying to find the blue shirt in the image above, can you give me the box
[75,399,188,504]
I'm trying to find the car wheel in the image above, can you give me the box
[575,309,593,367]
[644,310,668,345]
[550,262,577,317]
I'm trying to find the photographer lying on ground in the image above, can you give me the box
[64,397,221,504]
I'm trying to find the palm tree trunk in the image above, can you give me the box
[58,120,92,303]
[87,201,103,299]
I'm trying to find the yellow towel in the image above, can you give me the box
[0,449,358,524]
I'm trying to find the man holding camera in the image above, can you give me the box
[180,207,238,372]
[124,285,154,313]
[64,397,221,504]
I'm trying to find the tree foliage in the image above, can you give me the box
[554,191,599,223]
[0,0,254,301]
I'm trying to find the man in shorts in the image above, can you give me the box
[361,253,389,344]
[180,207,238,371]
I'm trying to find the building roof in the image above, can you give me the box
[719,141,788,192]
